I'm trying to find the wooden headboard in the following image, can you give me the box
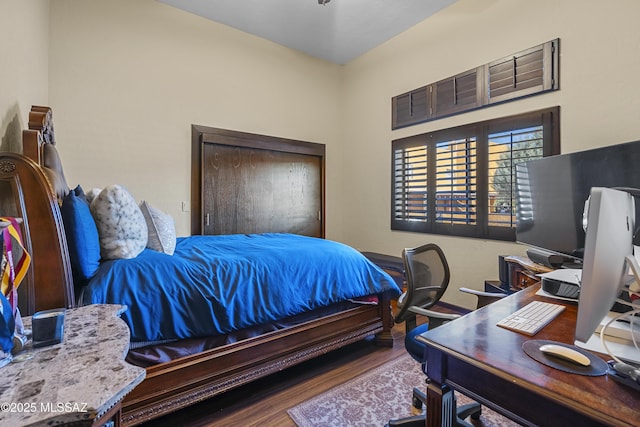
[0,106,74,315]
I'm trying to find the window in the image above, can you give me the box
[488,42,556,104]
[435,136,477,226]
[432,69,482,118]
[392,87,428,129]
[391,39,559,129]
[392,107,560,241]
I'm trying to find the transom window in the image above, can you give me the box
[392,107,560,241]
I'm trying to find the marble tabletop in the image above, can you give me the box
[0,304,146,426]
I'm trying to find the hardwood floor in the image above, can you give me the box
[139,323,410,427]
[137,301,473,427]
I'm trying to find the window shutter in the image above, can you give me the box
[434,138,477,225]
[392,87,429,129]
[514,162,534,228]
[391,39,559,130]
[391,107,560,241]
[488,40,558,104]
[487,126,544,228]
[432,68,483,118]
[393,142,429,225]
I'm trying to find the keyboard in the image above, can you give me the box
[496,301,566,336]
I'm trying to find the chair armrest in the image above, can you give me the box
[408,306,461,321]
[459,287,506,308]
[459,287,507,298]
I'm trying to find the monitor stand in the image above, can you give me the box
[574,325,640,366]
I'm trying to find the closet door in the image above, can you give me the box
[201,143,323,237]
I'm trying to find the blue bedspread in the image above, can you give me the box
[81,233,401,343]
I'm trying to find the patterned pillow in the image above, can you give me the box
[139,201,176,255]
[85,187,102,204]
[90,185,148,259]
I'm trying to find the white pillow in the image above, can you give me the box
[90,185,148,259]
[140,201,176,255]
[85,187,102,204]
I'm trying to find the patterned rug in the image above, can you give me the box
[287,354,520,427]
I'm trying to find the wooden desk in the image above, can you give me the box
[418,285,640,427]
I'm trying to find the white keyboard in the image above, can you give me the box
[496,301,565,336]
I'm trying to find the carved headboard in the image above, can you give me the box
[23,106,71,201]
[0,106,74,315]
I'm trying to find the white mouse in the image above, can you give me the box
[539,344,591,367]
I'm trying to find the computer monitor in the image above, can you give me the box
[574,187,638,343]
[515,139,640,264]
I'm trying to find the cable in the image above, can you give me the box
[600,307,640,365]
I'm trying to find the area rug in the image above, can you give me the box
[287,354,520,427]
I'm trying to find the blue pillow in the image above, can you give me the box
[61,185,101,286]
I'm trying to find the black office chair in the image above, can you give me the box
[386,243,482,427]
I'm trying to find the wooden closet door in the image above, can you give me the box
[201,143,322,237]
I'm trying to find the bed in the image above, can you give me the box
[3,106,400,426]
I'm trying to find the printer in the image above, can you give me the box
[539,269,581,300]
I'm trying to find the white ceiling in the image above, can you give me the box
[157,0,458,64]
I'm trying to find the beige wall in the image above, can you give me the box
[48,0,344,238]
[8,0,640,308]
[0,0,49,152]
[342,0,640,307]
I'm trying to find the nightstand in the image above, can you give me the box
[0,304,145,426]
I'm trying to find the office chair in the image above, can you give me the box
[386,243,482,427]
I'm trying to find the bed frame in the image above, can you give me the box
[3,106,394,426]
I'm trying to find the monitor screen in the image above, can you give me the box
[574,187,635,343]
[515,139,640,261]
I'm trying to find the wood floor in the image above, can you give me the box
[139,322,411,427]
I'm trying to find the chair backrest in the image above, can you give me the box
[394,243,450,324]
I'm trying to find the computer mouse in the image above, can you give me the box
[539,344,591,367]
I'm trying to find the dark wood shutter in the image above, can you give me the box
[392,86,428,129]
[488,40,558,104]
[432,68,484,118]
[486,126,543,229]
[392,137,429,231]
[391,107,560,241]
[434,137,478,225]
[391,39,559,130]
